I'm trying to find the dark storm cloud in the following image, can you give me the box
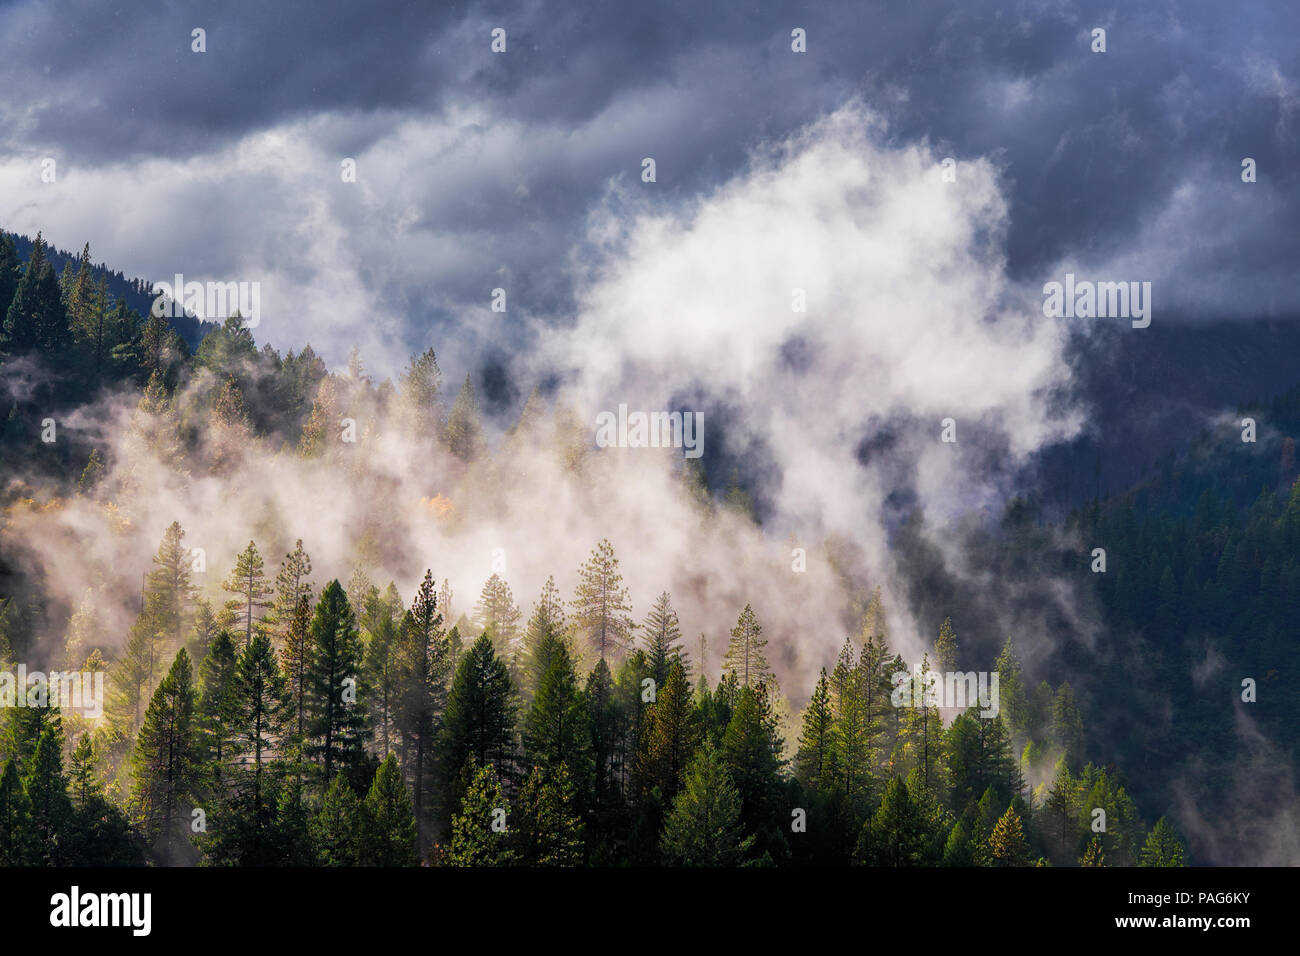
[0,0,1296,371]
[0,0,472,158]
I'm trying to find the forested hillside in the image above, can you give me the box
[2,230,1290,867]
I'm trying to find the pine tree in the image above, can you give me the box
[223,541,273,648]
[273,778,314,865]
[860,586,889,649]
[208,377,252,472]
[520,575,568,703]
[830,640,875,808]
[709,672,740,739]
[196,632,240,793]
[661,742,753,866]
[25,723,73,864]
[1080,834,1107,866]
[344,568,373,624]
[995,637,1030,735]
[445,762,514,866]
[281,594,313,742]
[363,593,402,757]
[232,634,288,819]
[304,581,368,787]
[61,729,145,865]
[523,636,593,791]
[979,714,1023,802]
[61,589,97,672]
[68,734,100,810]
[126,370,184,470]
[934,617,958,673]
[987,805,1031,867]
[513,763,585,866]
[722,603,770,689]
[1045,758,1081,861]
[89,275,111,372]
[396,570,448,846]
[945,708,1020,812]
[104,297,143,373]
[134,312,185,385]
[794,668,835,791]
[78,449,105,497]
[446,623,464,677]
[721,684,786,860]
[942,820,975,866]
[442,634,517,794]
[65,242,96,344]
[856,774,946,866]
[145,521,196,649]
[642,591,684,688]
[1,233,70,354]
[632,660,699,803]
[439,580,455,651]
[311,774,365,866]
[443,373,484,461]
[400,347,441,436]
[898,653,943,795]
[0,602,11,670]
[474,573,522,658]
[1051,683,1085,769]
[194,313,256,376]
[131,649,200,864]
[585,658,620,811]
[364,754,419,865]
[1139,817,1186,866]
[1079,766,1139,866]
[614,651,653,794]
[507,386,546,446]
[857,631,894,769]
[0,758,33,865]
[108,617,165,735]
[571,539,635,660]
[0,698,59,775]
[298,375,339,458]
[0,233,20,324]
[269,539,313,647]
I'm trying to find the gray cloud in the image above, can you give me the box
[0,0,1295,382]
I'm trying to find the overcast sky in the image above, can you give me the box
[1,0,1296,392]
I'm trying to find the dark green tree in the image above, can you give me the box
[632,660,699,804]
[513,763,585,866]
[442,633,517,798]
[661,742,754,866]
[520,576,567,704]
[571,539,635,660]
[0,758,34,865]
[445,762,513,866]
[1139,816,1186,866]
[642,591,684,688]
[523,634,593,793]
[721,684,787,862]
[396,570,448,846]
[131,649,200,864]
[721,603,770,689]
[304,581,368,787]
[794,668,835,792]
[25,724,73,864]
[443,373,484,461]
[196,631,240,793]
[223,541,273,648]
[1,233,70,354]
[986,805,1031,867]
[364,754,419,866]
[311,774,365,866]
